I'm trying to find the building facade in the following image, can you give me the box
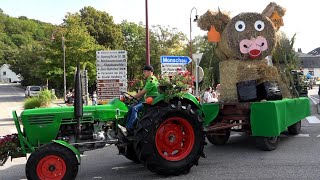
[0,64,21,83]
[298,53,320,77]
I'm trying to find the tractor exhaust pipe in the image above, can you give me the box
[74,62,83,141]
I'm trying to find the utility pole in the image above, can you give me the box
[145,0,150,65]
[62,35,66,101]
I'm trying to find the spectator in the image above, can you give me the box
[203,87,216,103]
[92,91,98,105]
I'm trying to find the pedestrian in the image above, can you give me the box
[92,91,98,105]
[203,87,217,103]
[118,65,159,136]
[66,89,74,106]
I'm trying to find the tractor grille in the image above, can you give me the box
[61,116,93,124]
[27,115,55,125]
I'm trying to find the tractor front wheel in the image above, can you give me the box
[26,143,79,180]
[134,101,205,176]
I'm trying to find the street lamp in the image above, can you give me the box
[189,7,199,76]
[62,35,66,102]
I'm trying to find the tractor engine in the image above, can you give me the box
[57,121,116,151]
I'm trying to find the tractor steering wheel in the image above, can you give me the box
[121,92,139,104]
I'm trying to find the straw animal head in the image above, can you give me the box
[197,2,286,61]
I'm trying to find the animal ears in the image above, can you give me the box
[262,2,286,30]
[197,8,231,33]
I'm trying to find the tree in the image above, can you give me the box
[79,6,124,49]
[120,21,146,82]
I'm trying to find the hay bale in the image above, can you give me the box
[219,60,241,102]
[237,61,261,82]
[257,63,279,84]
[197,10,231,32]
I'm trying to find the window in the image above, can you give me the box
[308,71,314,76]
[3,71,6,76]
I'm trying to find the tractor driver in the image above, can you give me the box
[118,65,159,136]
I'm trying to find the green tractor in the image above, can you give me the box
[2,66,205,179]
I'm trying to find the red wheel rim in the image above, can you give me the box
[36,155,67,180]
[155,117,195,161]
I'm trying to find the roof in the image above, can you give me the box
[0,64,10,70]
[308,47,320,56]
[300,56,320,68]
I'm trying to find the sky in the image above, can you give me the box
[1,0,319,53]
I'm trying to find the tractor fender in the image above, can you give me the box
[52,140,81,164]
[152,93,202,109]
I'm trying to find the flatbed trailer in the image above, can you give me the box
[201,97,311,150]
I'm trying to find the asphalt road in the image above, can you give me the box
[0,84,320,180]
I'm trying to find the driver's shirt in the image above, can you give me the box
[143,75,159,97]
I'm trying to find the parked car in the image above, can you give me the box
[25,86,41,98]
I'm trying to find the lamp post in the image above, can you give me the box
[62,35,66,101]
[145,0,150,65]
[189,7,198,76]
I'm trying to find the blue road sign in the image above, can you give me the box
[160,56,192,64]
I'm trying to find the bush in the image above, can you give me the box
[24,97,41,109]
[38,89,56,107]
[23,89,57,109]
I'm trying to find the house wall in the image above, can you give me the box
[0,65,20,83]
[302,68,320,77]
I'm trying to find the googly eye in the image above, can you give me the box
[254,20,265,31]
[235,21,246,32]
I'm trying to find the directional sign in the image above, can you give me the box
[160,56,192,64]
[96,50,128,101]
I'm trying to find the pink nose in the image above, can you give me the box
[239,36,268,59]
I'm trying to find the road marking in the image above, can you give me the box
[317,134,320,138]
[93,177,102,179]
[306,116,320,124]
[230,133,241,137]
[309,96,318,105]
[294,133,310,137]
[112,166,127,170]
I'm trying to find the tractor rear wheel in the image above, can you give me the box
[255,136,280,151]
[134,101,205,176]
[117,144,140,163]
[26,143,78,180]
[206,131,231,145]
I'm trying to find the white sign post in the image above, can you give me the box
[96,50,127,101]
[192,53,203,97]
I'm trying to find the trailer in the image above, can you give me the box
[202,97,310,150]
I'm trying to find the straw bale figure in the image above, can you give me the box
[197,2,289,102]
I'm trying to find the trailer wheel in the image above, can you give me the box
[134,101,205,176]
[206,131,230,145]
[117,144,140,163]
[26,143,78,180]
[288,121,301,135]
[255,136,280,151]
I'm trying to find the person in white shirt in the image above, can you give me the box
[203,87,217,103]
